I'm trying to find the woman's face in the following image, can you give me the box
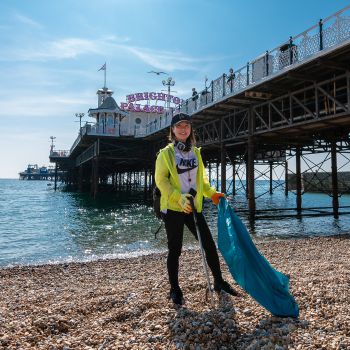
[172,121,191,143]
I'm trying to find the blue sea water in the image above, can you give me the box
[0,179,349,267]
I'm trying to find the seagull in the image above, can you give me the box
[148,71,168,75]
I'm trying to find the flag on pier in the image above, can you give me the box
[98,63,107,88]
[98,63,106,71]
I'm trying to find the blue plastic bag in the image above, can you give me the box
[217,198,299,318]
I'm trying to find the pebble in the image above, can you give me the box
[0,236,349,350]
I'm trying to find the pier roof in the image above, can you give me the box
[89,96,128,116]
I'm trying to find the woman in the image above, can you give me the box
[155,112,239,305]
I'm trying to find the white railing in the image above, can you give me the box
[50,150,70,158]
[87,124,120,136]
[142,113,172,136]
[70,123,124,154]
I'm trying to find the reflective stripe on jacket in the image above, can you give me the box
[155,143,216,213]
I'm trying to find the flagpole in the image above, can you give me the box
[104,62,106,88]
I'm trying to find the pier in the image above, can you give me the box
[19,164,65,181]
[50,5,350,219]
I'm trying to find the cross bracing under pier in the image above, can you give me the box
[193,72,350,149]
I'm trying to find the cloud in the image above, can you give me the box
[0,92,92,119]
[2,36,126,62]
[14,13,43,29]
[104,34,130,43]
[117,44,232,74]
[50,38,100,59]
[120,45,233,73]
[124,46,199,72]
[0,32,223,73]
[8,38,101,61]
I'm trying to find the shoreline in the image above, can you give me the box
[1,234,348,271]
[0,236,349,349]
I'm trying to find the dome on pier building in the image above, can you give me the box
[88,87,128,136]
[96,86,114,107]
[89,96,128,117]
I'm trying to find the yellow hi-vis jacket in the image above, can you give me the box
[155,143,216,213]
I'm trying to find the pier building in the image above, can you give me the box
[50,5,350,219]
[19,164,64,181]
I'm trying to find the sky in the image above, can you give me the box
[0,0,349,178]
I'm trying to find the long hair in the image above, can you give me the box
[168,125,196,146]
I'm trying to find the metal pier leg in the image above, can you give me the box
[221,144,226,193]
[78,165,83,192]
[284,160,289,196]
[54,163,58,191]
[90,160,95,196]
[151,167,155,193]
[112,173,115,189]
[208,162,212,184]
[247,136,256,217]
[91,157,99,198]
[144,169,148,198]
[331,140,339,218]
[95,157,99,197]
[296,147,302,215]
[232,161,236,196]
[269,161,273,194]
[245,160,249,199]
[216,162,219,191]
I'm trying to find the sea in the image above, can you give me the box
[1,179,350,268]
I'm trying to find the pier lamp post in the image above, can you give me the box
[50,136,56,154]
[50,136,56,151]
[162,77,175,109]
[75,113,85,136]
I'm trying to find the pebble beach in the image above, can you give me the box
[0,236,349,350]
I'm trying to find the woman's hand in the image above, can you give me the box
[178,194,193,214]
[211,192,225,205]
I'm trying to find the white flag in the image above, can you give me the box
[98,63,106,71]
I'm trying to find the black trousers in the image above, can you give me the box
[163,209,222,289]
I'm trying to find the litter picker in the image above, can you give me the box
[188,192,215,308]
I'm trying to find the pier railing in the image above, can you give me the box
[140,4,350,137]
[70,123,137,154]
[69,116,173,152]
[50,150,70,158]
[142,114,172,136]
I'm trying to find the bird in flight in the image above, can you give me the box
[148,71,168,75]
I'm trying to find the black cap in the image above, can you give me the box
[171,113,192,127]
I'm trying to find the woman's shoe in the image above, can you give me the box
[169,286,184,305]
[214,279,241,297]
